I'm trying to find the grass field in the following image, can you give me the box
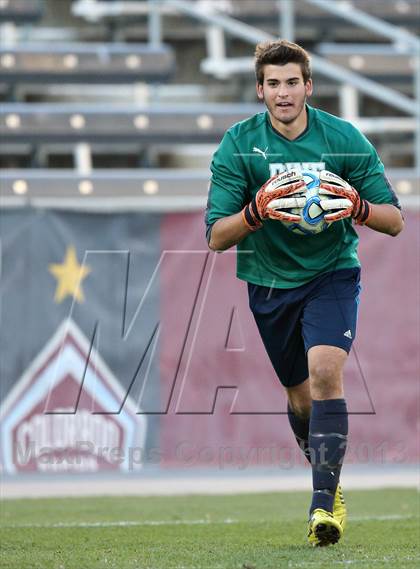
[1,488,419,569]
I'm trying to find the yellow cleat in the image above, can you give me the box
[333,484,347,530]
[308,508,343,547]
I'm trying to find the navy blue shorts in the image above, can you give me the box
[248,268,361,388]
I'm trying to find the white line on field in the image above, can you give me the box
[284,558,420,568]
[1,513,418,529]
[0,518,238,529]
[350,513,419,521]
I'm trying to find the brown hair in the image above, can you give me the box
[255,40,311,84]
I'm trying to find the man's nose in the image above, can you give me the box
[277,85,289,98]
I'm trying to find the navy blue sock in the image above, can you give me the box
[309,399,348,514]
[287,404,311,464]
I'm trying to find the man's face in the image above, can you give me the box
[256,63,313,126]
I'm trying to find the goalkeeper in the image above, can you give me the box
[205,39,403,547]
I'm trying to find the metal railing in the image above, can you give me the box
[163,0,417,115]
[305,0,420,175]
[305,0,419,51]
[71,1,418,112]
[162,0,419,172]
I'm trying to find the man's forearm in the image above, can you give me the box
[364,203,404,236]
[208,212,255,251]
[208,202,403,251]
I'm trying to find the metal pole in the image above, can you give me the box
[148,0,162,46]
[0,23,18,46]
[278,0,295,42]
[305,0,419,50]
[340,85,358,121]
[205,25,228,79]
[168,0,272,44]
[74,143,92,175]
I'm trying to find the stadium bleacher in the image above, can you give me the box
[0,102,263,142]
[0,43,175,83]
[0,0,43,23]
[72,0,420,36]
[0,168,210,209]
[1,167,417,209]
[316,43,416,90]
[227,0,420,23]
[0,0,418,203]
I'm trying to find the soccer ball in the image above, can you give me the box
[282,170,330,236]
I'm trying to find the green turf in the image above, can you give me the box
[1,488,419,568]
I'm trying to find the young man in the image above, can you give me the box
[205,40,403,547]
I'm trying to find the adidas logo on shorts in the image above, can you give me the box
[343,330,352,339]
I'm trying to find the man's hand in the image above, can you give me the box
[318,170,371,224]
[242,169,306,230]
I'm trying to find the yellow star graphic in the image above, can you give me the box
[49,246,91,303]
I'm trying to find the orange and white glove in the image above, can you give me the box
[318,170,372,224]
[242,169,307,230]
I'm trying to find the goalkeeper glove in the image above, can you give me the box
[242,169,306,230]
[318,170,372,224]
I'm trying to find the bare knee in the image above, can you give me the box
[309,360,343,400]
[308,345,347,400]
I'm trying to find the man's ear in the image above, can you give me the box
[256,81,264,100]
[305,79,313,98]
